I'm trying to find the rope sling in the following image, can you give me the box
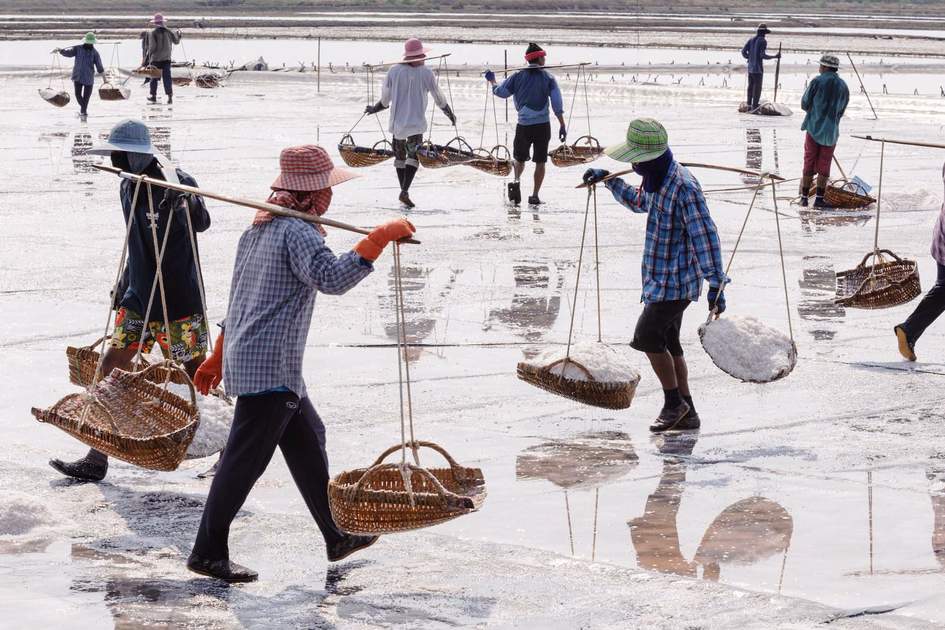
[516,185,640,409]
[328,243,487,534]
[176,38,195,87]
[417,57,475,169]
[40,51,71,107]
[550,65,603,168]
[467,82,512,177]
[338,65,395,168]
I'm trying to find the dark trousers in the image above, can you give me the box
[192,392,344,561]
[746,72,764,108]
[902,263,945,342]
[149,60,173,97]
[73,81,92,114]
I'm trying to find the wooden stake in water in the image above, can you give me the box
[504,49,508,124]
[773,43,782,102]
[316,37,321,94]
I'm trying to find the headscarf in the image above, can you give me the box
[632,147,674,193]
[253,188,332,236]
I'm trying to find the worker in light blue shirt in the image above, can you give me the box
[485,43,566,206]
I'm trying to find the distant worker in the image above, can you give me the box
[146,13,182,105]
[485,43,566,206]
[798,54,849,208]
[365,38,456,209]
[741,24,780,111]
[55,32,105,120]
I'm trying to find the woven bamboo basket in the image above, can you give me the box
[329,441,486,535]
[337,134,395,168]
[835,249,921,309]
[132,65,163,79]
[98,83,130,101]
[32,362,199,471]
[417,137,476,169]
[517,357,638,410]
[698,323,798,384]
[66,337,190,388]
[467,145,512,177]
[809,180,875,209]
[195,73,223,89]
[549,135,604,168]
[172,76,192,86]
[39,88,70,107]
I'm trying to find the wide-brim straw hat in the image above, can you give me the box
[87,119,165,161]
[819,53,840,69]
[271,144,359,191]
[604,117,669,164]
[402,37,430,61]
[83,32,98,45]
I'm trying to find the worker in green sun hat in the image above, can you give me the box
[54,32,105,119]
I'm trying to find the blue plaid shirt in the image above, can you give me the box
[604,161,727,304]
[222,217,372,397]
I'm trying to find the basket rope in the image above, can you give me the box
[561,185,603,368]
[391,243,421,502]
[564,65,593,140]
[179,38,195,82]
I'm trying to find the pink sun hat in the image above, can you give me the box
[402,38,430,62]
[270,145,358,192]
[150,13,166,26]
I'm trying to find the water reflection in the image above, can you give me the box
[929,461,945,571]
[743,128,762,186]
[797,255,845,340]
[798,206,872,233]
[486,259,568,342]
[381,264,458,359]
[70,131,96,173]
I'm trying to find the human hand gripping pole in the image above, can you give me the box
[354,218,416,262]
[583,168,610,186]
[194,332,224,396]
[484,70,496,84]
[707,285,727,318]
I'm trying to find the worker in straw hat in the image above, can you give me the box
[145,13,182,104]
[49,119,211,482]
[364,38,456,209]
[187,145,415,582]
[485,43,566,206]
[54,32,105,119]
[741,23,780,111]
[798,53,849,208]
[583,118,728,433]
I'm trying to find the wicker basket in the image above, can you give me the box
[835,249,921,309]
[517,357,638,410]
[337,134,395,168]
[133,65,163,79]
[66,337,191,389]
[698,323,798,384]
[809,180,875,209]
[195,73,223,89]
[172,76,192,86]
[467,145,512,177]
[98,83,130,101]
[549,135,603,168]
[39,88,70,107]
[32,362,199,471]
[417,136,476,169]
[329,441,486,535]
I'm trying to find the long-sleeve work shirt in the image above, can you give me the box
[380,63,448,139]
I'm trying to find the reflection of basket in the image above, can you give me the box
[328,441,486,535]
[810,180,875,209]
[337,134,395,168]
[517,357,638,410]
[66,337,190,388]
[39,88,70,107]
[98,83,130,101]
[417,137,476,169]
[133,65,162,79]
[835,249,921,309]
[467,145,512,177]
[549,135,603,167]
[32,362,199,471]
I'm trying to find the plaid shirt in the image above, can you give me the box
[604,161,727,304]
[222,217,372,397]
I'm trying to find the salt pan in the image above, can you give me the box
[698,315,796,383]
[523,342,640,384]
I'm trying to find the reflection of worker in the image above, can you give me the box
[741,24,780,110]
[365,38,455,209]
[486,43,566,207]
[798,54,849,208]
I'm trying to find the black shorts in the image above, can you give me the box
[630,300,691,357]
[512,122,551,164]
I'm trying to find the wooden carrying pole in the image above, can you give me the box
[773,43,782,103]
[501,61,591,73]
[852,134,945,151]
[92,164,421,244]
[846,53,878,120]
[363,53,451,69]
[575,162,785,189]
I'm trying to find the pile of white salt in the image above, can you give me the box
[698,315,796,383]
[524,342,641,384]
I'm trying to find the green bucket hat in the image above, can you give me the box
[83,32,97,45]
[604,118,669,164]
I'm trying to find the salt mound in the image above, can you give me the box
[167,384,234,459]
[698,315,796,383]
[524,342,640,383]
[738,101,793,116]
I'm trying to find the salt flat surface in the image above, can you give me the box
[2,52,945,627]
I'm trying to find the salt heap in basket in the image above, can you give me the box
[698,315,796,383]
[517,342,641,410]
[168,383,234,459]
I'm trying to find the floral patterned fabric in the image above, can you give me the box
[110,307,209,363]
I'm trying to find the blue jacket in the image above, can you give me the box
[60,45,104,86]
[801,71,849,146]
[493,67,564,126]
[741,35,776,74]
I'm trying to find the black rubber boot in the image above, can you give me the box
[507,181,521,205]
[527,195,543,206]
[399,190,415,209]
[327,534,379,562]
[49,449,108,482]
[187,553,258,583]
[813,189,831,208]
[649,401,692,433]
[167,95,173,105]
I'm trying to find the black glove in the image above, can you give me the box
[364,101,386,115]
[582,168,610,186]
[559,125,567,142]
[160,188,193,212]
[484,70,496,83]
[707,286,726,315]
[442,104,457,125]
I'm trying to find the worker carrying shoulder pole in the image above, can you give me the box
[741,23,780,111]
[485,43,566,207]
[798,54,849,208]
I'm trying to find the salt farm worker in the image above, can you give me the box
[741,24,780,111]
[485,43,566,206]
[895,163,945,361]
[146,13,182,105]
[49,119,211,482]
[54,32,105,120]
[583,118,727,433]
[364,38,456,209]
[798,54,849,208]
[187,145,415,582]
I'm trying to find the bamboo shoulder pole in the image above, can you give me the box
[363,53,451,69]
[92,164,421,244]
[851,134,945,151]
[575,162,785,189]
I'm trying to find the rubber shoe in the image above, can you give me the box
[146,96,157,103]
[895,325,916,361]
[49,455,107,482]
[798,196,809,207]
[813,196,832,209]
[327,534,379,562]
[187,554,258,583]
[649,401,692,433]
[527,195,543,206]
[399,190,415,209]
[167,95,173,105]
[507,182,521,205]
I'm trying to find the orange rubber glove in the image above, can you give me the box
[193,331,224,396]
[354,217,416,262]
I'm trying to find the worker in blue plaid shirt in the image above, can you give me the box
[585,118,727,433]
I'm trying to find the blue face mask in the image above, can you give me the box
[127,152,154,174]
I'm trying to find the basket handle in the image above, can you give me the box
[419,139,438,154]
[858,248,900,268]
[369,440,464,470]
[542,357,597,382]
[345,460,475,510]
[472,147,493,160]
[339,133,355,147]
[446,136,474,153]
[372,138,393,151]
[572,135,601,151]
[132,360,198,407]
[491,144,511,161]
[82,336,108,351]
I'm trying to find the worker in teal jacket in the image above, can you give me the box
[798,54,849,208]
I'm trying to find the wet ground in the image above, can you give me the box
[2,49,945,628]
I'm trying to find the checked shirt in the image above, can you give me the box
[222,217,372,397]
[604,161,727,304]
